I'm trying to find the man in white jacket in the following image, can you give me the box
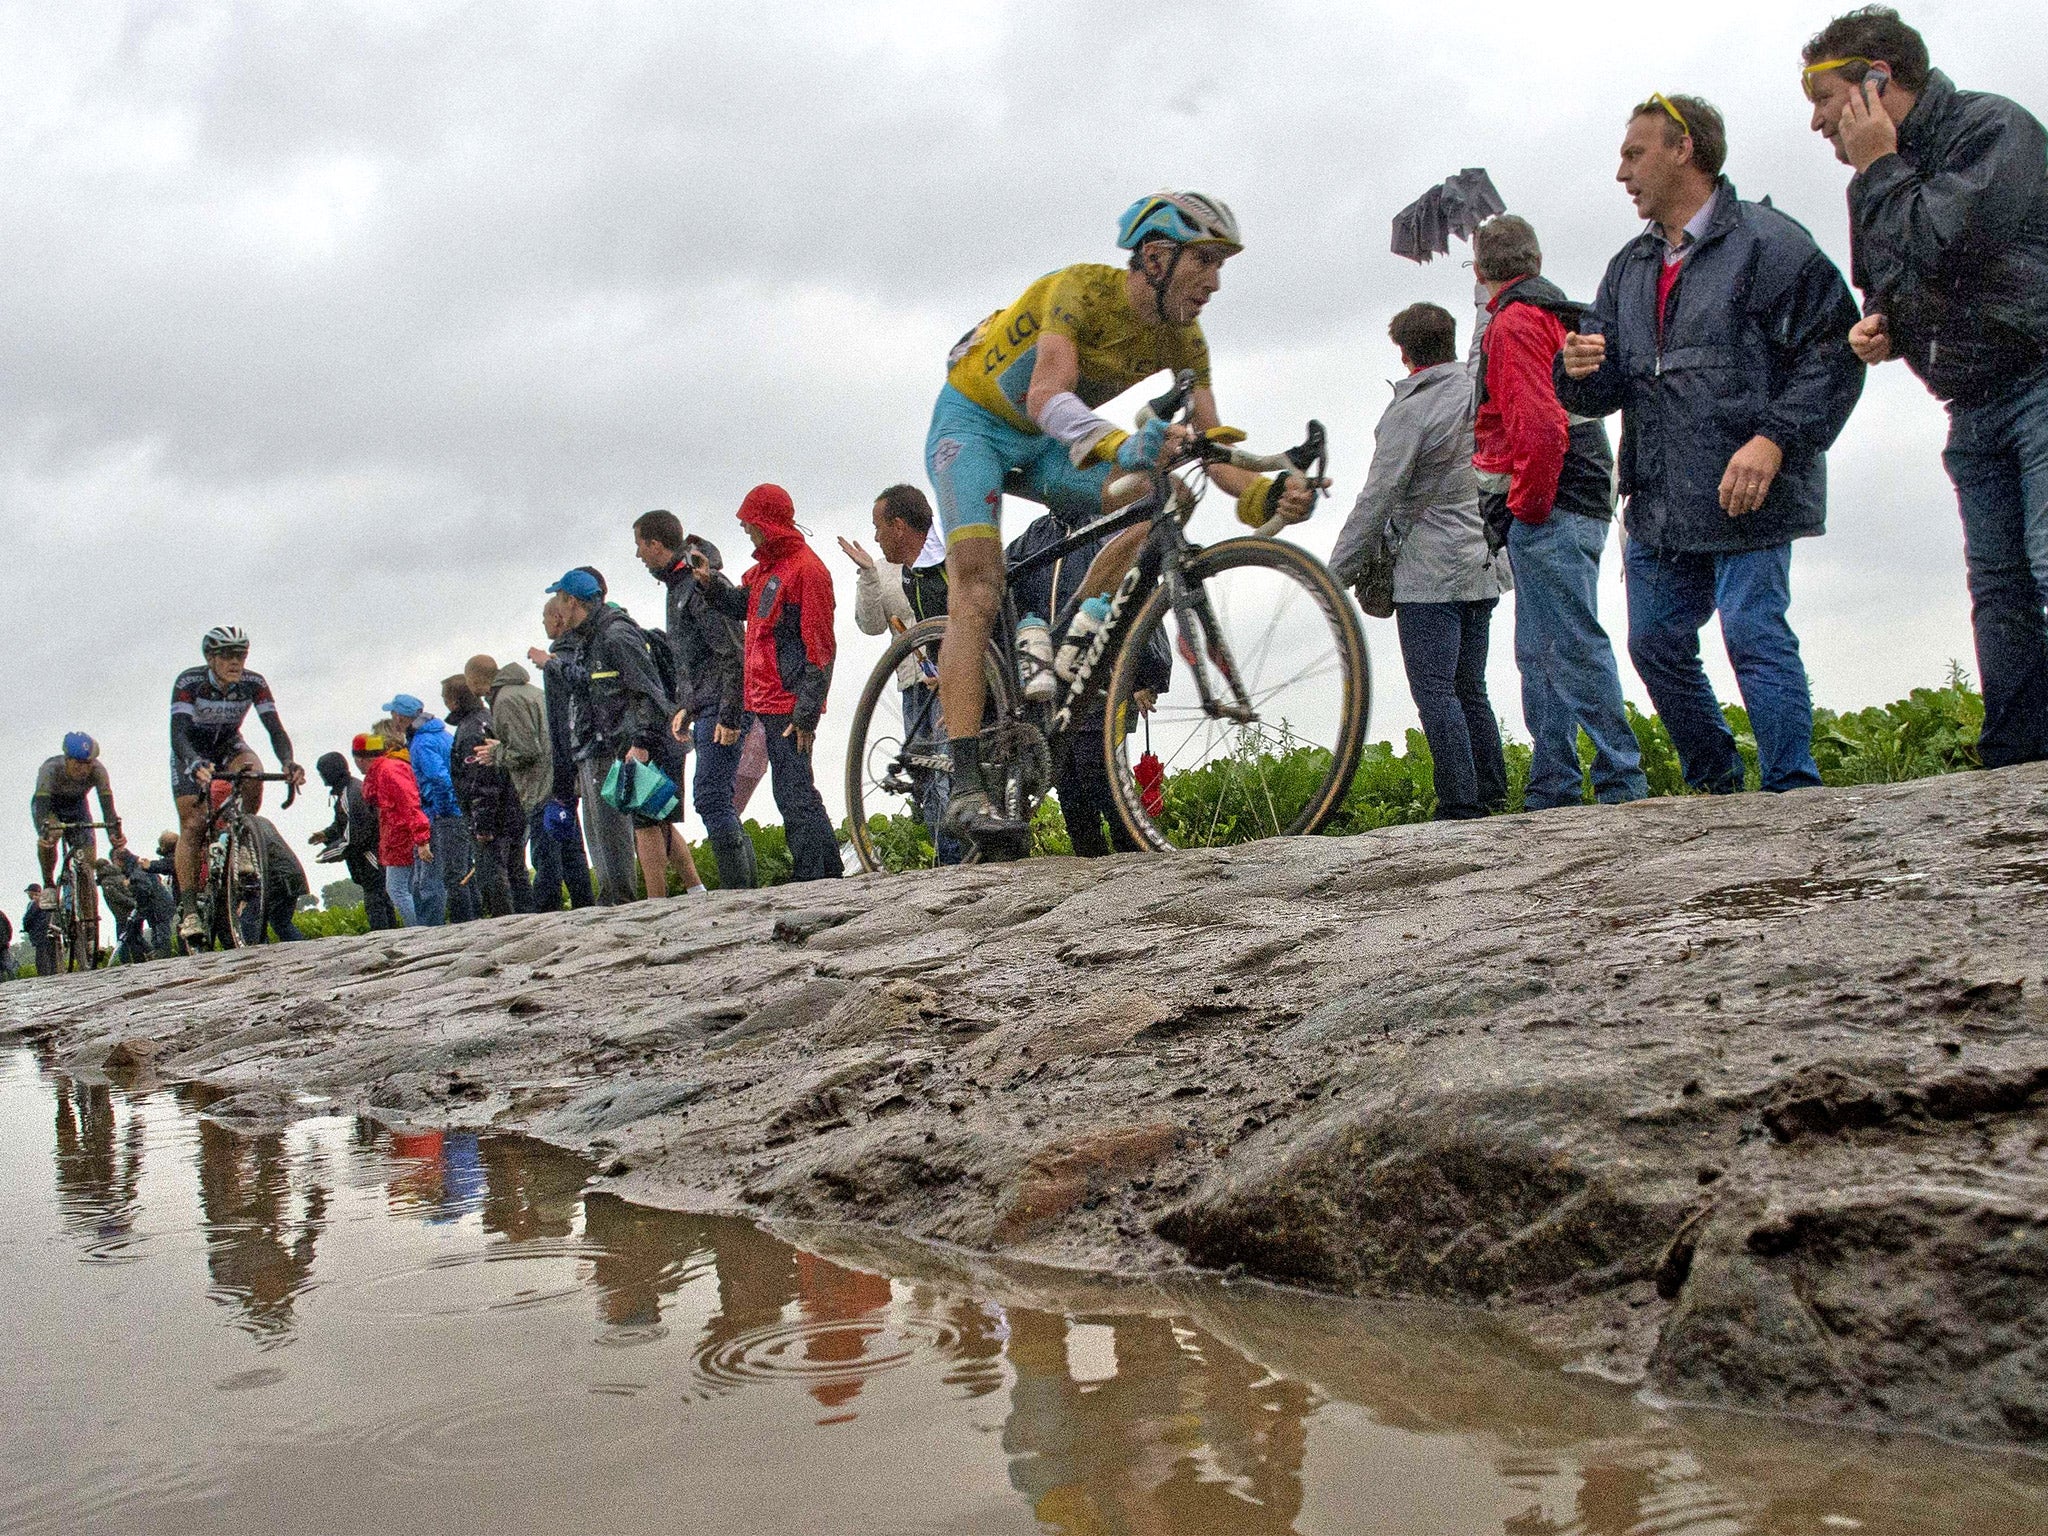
[838,485,959,863]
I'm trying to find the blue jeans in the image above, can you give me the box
[759,714,842,881]
[1943,370,2048,767]
[1624,540,1820,793]
[1396,599,1508,819]
[383,862,423,927]
[691,712,746,843]
[1506,511,1648,809]
[527,802,594,912]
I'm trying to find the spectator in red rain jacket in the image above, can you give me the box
[700,483,842,881]
[1471,214,1647,813]
[356,733,435,926]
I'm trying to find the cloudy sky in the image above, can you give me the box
[5,0,2037,906]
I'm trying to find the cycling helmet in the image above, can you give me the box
[1116,191,1243,254]
[62,731,96,762]
[202,624,249,657]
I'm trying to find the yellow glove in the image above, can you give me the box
[1236,475,1278,528]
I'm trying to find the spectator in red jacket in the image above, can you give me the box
[700,483,843,881]
[1472,215,1648,811]
[356,733,435,925]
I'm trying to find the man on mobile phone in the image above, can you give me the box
[1803,7,2048,768]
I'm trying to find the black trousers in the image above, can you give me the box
[759,714,842,881]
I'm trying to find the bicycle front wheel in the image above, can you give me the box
[1102,537,1369,851]
[69,852,100,971]
[219,823,265,949]
[842,617,1016,874]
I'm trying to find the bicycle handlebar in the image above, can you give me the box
[212,769,300,810]
[1121,369,1331,540]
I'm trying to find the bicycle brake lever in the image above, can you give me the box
[1136,368,1199,429]
[1257,421,1330,538]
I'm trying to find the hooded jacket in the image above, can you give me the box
[656,536,747,731]
[361,754,433,867]
[447,698,522,839]
[403,715,461,820]
[488,662,554,814]
[1849,70,2048,407]
[570,600,674,760]
[1555,178,1865,554]
[314,756,379,861]
[1474,276,1617,525]
[709,484,836,732]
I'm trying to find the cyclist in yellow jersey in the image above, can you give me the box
[927,191,1318,852]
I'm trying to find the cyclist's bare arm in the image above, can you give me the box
[1022,333,1083,423]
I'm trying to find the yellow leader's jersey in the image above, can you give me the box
[944,263,1212,434]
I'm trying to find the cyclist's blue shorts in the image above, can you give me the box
[924,385,1114,548]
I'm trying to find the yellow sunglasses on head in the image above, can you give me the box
[1644,92,1691,138]
[1801,57,1877,101]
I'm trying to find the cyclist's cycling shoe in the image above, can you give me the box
[177,909,206,945]
[35,888,59,911]
[942,790,1030,861]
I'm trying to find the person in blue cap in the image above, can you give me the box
[32,732,124,894]
[543,568,704,902]
[380,691,459,925]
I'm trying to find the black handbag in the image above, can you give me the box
[1351,524,1399,619]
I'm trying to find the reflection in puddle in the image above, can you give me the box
[2,1045,2041,1535]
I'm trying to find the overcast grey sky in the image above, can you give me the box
[4,0,2038,907]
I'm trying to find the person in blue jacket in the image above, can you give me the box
[1559,92,1864,796]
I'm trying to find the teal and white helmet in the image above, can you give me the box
[1117,191,1243,254]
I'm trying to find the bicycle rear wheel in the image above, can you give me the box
[842,617,1017,873]
[1102,536,1369,851]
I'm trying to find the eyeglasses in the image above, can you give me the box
[1801,57,1875,102]
[1645,92,1691,138]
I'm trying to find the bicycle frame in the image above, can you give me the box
[992,371,1329,777]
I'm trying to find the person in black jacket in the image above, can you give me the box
[311,749,396,930]
[633,510,757,890]
[22,887,55,976]
[1007,511,1173,856]
[442,676,524,918]
[545,570,705,902]
[1560,93,1864,795]
[1804,8,2048,767]
[525,625,597,911]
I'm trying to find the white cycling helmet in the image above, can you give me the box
[1117,191,1244,254]
[202,624,249,657]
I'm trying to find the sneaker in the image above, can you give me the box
[941,788,1030,861]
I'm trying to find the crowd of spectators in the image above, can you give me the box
[1332,8,2048,815]
[14,7,2048,967]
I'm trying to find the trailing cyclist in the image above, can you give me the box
[31,733,124,895]
[171,626,304,945]
[926,192,1319,854]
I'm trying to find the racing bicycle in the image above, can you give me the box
[844,372,1369,869]
[43,821,116,973]
[184,770,297,953]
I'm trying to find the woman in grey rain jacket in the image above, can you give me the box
[1330,303,1511,819]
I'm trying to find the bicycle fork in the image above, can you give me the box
[1167,558,1257,726]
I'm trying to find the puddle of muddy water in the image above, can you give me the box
[1,1044,2041,1535]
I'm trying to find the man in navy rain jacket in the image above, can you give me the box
[1560,93,1864,795]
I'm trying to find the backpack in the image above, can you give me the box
[644,626,681,710]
